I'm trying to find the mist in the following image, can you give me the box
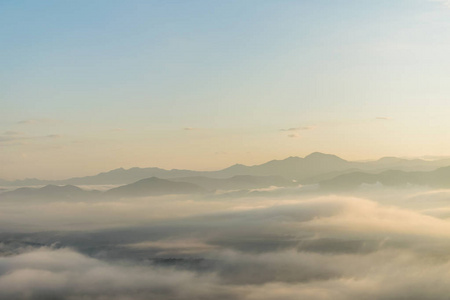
[2,184,450,299]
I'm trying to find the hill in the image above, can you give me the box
[319,166,450,191]
[0,185,99,200]
[105,177,206,197]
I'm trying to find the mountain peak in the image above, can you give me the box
[376,157,404,163]
[222,163,248,171]
[284,156,301,161]
[41,184,81,190]
[304,152,345,161]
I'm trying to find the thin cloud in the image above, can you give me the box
[288,133,301,138]
[17,118,62,125]
[109,128,126,132]
[184,127,199,131]
[0,136,18,142]
[3,131,24,136]
[0,133,62,145]
[46,134,62,139]
[280,126,314,132]
[215,151,228,155]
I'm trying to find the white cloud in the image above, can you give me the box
[0,247,225,300]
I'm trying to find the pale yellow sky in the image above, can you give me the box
[2,117,450,180]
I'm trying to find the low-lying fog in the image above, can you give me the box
[2,185,450,299]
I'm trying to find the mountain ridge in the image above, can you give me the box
[320,166,450,191]
[105,177,206,197]
[3,152,450,187]
[0,174,300,200]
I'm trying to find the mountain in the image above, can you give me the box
[319,166,450,191]
[0,168,206,187]
[217,153,352,180]
[170,175,296,191]
[364,156,450,171]
[3,152,450,187]
[0,178,11,186]
[105,177,206,198]
[0,185,99,200]
[65,167,205,185]
[299,168,364,184]
[0,175,296,201]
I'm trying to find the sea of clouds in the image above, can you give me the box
[2,187,450,299]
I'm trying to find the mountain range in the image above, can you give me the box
[0,184,100,201]
[3,152,450,187]
[0,175,298,200]
[104,177,206,197]
[3,152,450,199]
[320,166,450,191]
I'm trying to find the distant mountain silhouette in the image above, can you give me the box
[319,166,450,191]
[218,152,352,180]
[170,175,296,191]
[3,152,450,187]
[0,175,299,200]
[105,177,206,197]
[0,184,99,200]
[4,164,450,199]
[0,178,10,186]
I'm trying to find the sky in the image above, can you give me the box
[1,0,450,180]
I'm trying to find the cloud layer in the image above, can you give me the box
[2,188,450,299]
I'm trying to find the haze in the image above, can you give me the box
[2,1,450,300]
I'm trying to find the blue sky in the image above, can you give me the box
[1,0,450,179]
